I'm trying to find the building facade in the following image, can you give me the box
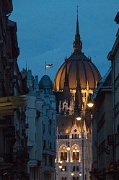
[91,69,113,180]
[91,12,119,180]
[54,11,101,180]
[25,70,56,180]
[107,12,119,179]
[0,1,29,179]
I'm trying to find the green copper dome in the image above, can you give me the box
[39,75,53,89]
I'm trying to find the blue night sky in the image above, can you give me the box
[11,0,119,81]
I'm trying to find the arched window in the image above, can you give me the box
[60,146,67,161]
[72,146,79,161]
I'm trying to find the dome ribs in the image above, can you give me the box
[88,61,101,88]
[68,59,75,89]
[80,59,88,89]
[87,61,96,88]
[60,64,66,90]
[53,11,101,91]
[54,54,101,91]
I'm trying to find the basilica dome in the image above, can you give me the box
[54,51,101,91]
[54,14,101,91]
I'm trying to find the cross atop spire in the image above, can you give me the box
[73,6,82,52]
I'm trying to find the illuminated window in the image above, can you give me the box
[72,152,79,160]
[60,146,67,161]
[60,152,67,161]
[72,147,79,161]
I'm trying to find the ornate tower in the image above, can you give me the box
[54,9,101,180]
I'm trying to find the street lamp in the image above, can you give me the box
[62,167,65,171]
[87,94,94,108]
[59,163,62,169]
[71,171,74,179]
[79,172,82,176]
[87,101,94,108]
[59,161,62,169]
[67,145,70,151]
[67,142,70,151]
[76,116,82,121]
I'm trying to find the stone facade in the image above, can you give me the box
[56,118,92,180]
[54,9,100,180]
[25,70,56,180]
[91,12,119,180]
[91,70,113,180]
[107,12,119,179]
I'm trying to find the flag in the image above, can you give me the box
[46,64,53,68]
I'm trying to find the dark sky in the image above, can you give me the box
[11,0,119,81]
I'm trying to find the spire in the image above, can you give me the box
[74,60,82,116]
[73,6,82,52]
[76,6,79,35]
[63,62,71,103]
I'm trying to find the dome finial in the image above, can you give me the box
[73,6,82,52]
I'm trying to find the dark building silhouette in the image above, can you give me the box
[0,1,29,179]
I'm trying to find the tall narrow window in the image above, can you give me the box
[60,146,67,161]
[73,151,79,160]
[60,151,67,161]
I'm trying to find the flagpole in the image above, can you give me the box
[45,61,46,75]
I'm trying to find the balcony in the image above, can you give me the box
[0,96,26,116]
